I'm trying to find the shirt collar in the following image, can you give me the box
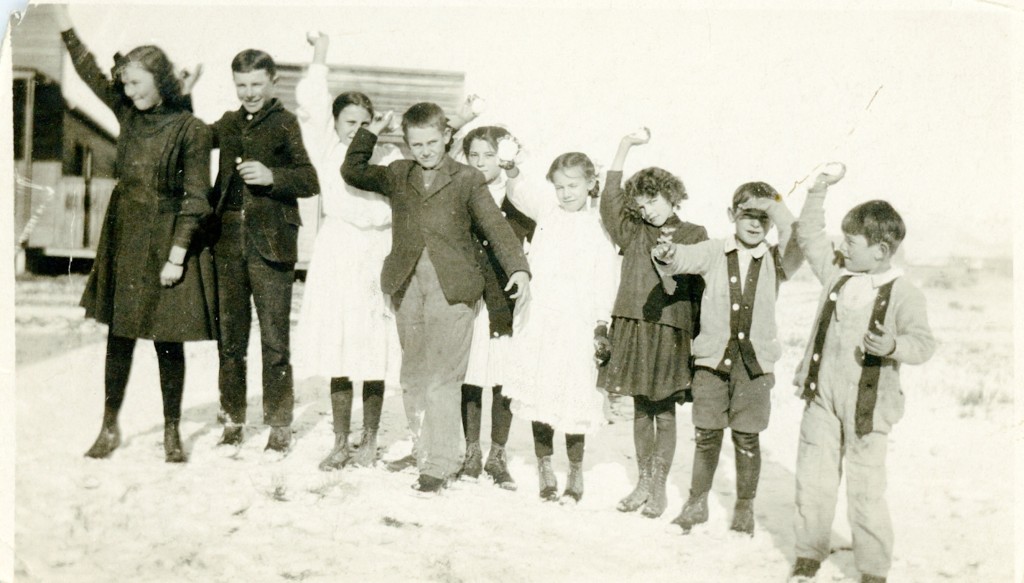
[724,236,769,258]
[840,266,904,288]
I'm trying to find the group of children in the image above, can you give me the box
[62,14,935,582]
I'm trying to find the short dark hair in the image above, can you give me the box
[231,49,276,78]
[731,182,779,209]
[462,125,511,159]
[625,167,687,206]
[332,91,374,121]
[401,102,447,135]
[841,200,906,253]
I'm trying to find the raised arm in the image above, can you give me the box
[600,129,650,248]
[54,6,125,116]
[737,196,804,279]
[796,163,847,284]
[294,32,334,157]
[342,126,395,196]
[336,144,403,229]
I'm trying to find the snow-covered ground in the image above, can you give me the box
[13,267,1014,582]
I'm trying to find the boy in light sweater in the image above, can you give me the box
[788,165,935,583]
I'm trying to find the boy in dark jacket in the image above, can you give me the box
[343,103,530,493]
[187,50,320,452]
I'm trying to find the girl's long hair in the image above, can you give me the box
[113,45,186,110]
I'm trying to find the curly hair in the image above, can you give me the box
[622,167,686,219]
[113,45,185,110]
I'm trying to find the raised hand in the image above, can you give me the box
[307,30,329,64]
[368,110,395,135]
[809,162,846,191]
[178,64,203,95]
[496,135,521,170]
[622,126,651,146]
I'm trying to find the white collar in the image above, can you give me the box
[724,236,769,259]
[840,266,904,288]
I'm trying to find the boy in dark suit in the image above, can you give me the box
[188,50,320,452]
[343,103,530,492]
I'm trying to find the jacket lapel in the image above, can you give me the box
[419,156,455,200]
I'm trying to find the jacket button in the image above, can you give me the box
[812,353,820,362]
[829,292,838,301]
[482,240,489,247]
[738,332,745,340]
[732,303,740,311]
[730,276,738,283]
[724,358,732,366]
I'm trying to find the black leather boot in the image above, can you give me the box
[319,384,353,470]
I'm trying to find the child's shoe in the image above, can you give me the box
[164,420,187,463]
[671,491,709,533]
[218,424,244,447]
[537,456,558,501]
[561,461,584,503]
[351,429,378,467]
[861,575,886,583]
[616,456,651,512]
[411,474,446,493]
[641,456,670,518]
[483,444,517,490]
[84,422,121,459]
[460,441,483,479]
[788,558,821,582]
[265,426,292,453]
[318,433,351,471]
[730,497,755,535]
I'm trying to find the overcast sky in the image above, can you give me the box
[11,0,1023,262]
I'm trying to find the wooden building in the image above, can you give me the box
[10,4,465,270]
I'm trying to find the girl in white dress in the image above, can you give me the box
[447,124,535,490]
[503,152,619,503]
[292,33,403,471]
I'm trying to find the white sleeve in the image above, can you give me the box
[505,172,556,221]
[294,63,333,161]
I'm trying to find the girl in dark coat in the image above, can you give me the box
[55,6,217,463]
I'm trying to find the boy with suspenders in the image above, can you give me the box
[652,181,804,535]
[789,165,935,583]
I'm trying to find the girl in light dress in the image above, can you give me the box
[503,152,619,503]
[447,122,535,490]
[292,32,403,471]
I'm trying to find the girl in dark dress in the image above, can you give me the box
[598,129,707,517]
[55,7,217,463]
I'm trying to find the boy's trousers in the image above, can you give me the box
[215,211,295,427]
[795,396,893,578]
[394,249,474,479]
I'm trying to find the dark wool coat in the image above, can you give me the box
[342,128,530,304]
[600,170,706,330]
[209,98,320,265]
[64,30,218,342]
